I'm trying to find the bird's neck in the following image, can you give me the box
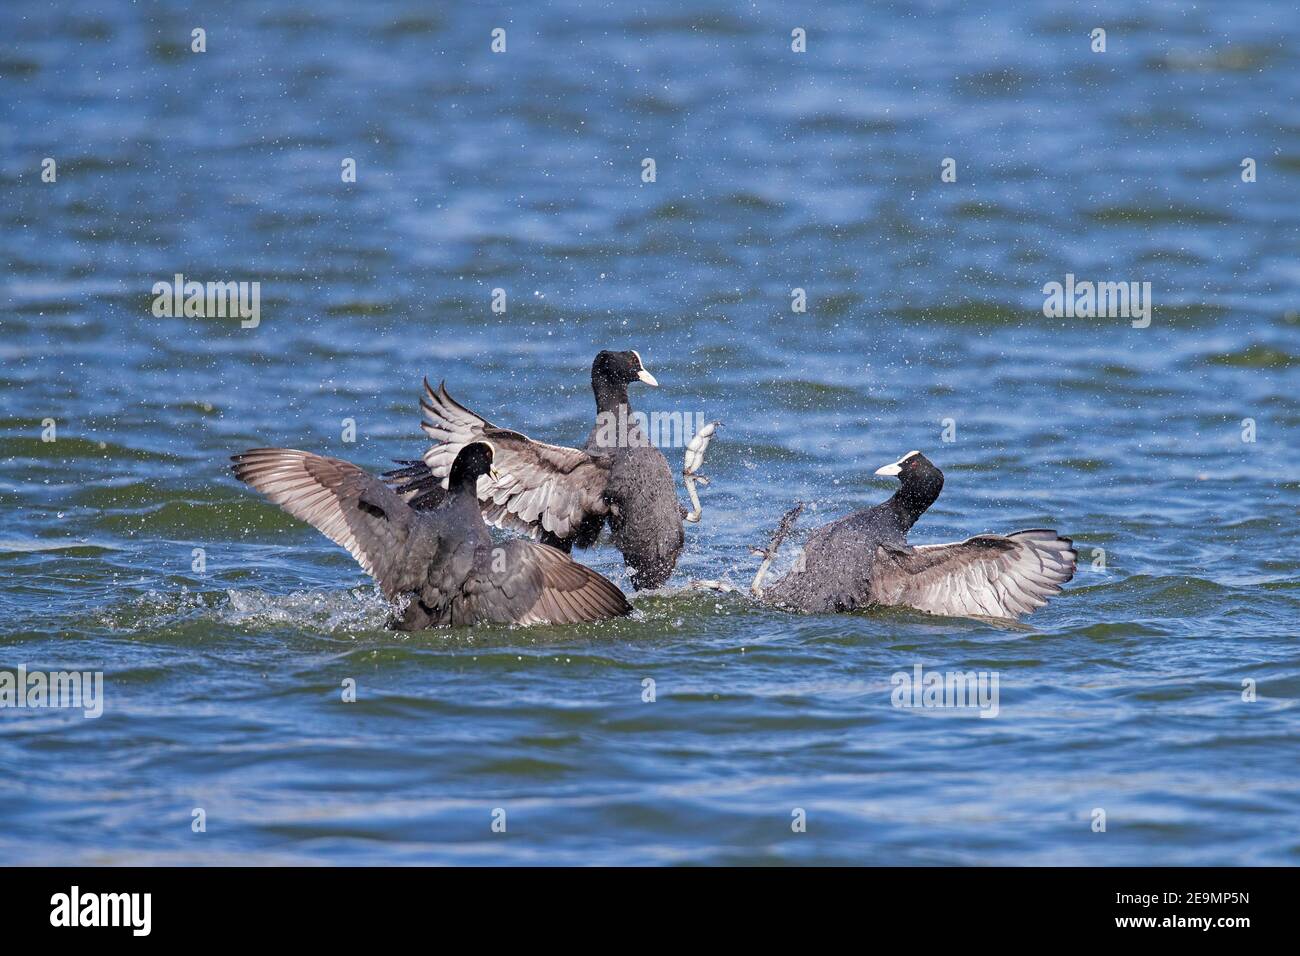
[890,478,942,531]
[592,377,632,416]
[445,474,485,512]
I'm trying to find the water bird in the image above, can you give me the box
[752,451,1076,620]
[231,442,631,629]
[384,350,719,590]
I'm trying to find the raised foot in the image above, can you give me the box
[750,502,804,596]
[682,420,721,524]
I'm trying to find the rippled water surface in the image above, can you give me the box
[2,0,1298,864]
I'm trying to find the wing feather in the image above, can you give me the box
[232,448,430,599]
[870,529,1076,620]
[458,540,631,626]
[408,379,611,541]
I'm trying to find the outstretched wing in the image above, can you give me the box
[417,378,611,539]
[231,448,432,599]
[869,529,1076,620]
[458,540,631,625]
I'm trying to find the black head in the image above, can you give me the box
[448,441,498,491]
[874,449,940,481]
[875,450,944,516]
[591,350,658,390]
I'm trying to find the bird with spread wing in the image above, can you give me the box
[232,441,630,629]
[741,451,1076,621]
[384,350,719,590]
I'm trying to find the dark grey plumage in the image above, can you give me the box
[759,451,1076,620]
[231,442,631,630]
[387,350,685,590]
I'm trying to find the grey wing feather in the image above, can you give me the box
[459,540,631,625]
[869,529,1076,620]
[418,378,611,539]
[231,448,432,599]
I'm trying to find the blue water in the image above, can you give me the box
[1,0,1298,864]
